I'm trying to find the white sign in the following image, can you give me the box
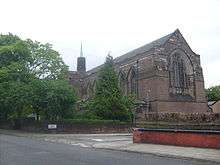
[48,124,57,129]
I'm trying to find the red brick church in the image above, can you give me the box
[69,29,208,113]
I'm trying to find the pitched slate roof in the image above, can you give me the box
[87,29,177,75]
[114,30,175,63]
[86,64,103,75]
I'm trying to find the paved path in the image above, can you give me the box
[32,133,220,163]
[0,134,217,165]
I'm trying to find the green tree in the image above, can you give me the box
[0,34,33,120]
[0,33,76,121]
[31,80,76,121]
[25,39,68,79]
[0,82,33,119]
[0,33,20,46]
[206,85,220,101]
[89,55,133,121]
[0,33,68,80]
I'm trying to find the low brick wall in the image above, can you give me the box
[133,128,220,149]
[0,120,132,134]
[26,123,132,133]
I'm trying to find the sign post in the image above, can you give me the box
[48,124,57,129]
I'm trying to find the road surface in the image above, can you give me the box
[0,134,217,165]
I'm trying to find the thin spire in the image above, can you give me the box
[108,51,111,56]
[80,42,83,57]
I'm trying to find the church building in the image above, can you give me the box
[69,29,208,113]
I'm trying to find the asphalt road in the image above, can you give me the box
[0,134,217,165]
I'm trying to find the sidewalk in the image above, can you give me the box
[1,129,220,163]
[94,141,220,163]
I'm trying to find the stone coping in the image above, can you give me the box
[133,128,220,134]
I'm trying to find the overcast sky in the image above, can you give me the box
[1,0,219,88]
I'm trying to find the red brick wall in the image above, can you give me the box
[133,129,220,149]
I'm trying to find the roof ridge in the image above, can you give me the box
[113,29,176,63]
[87,29,178,74]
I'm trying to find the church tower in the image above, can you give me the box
[77,43,86,73]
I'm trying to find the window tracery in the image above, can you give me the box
[118,71,126,94]
[169,50,194,97]
[127,66,137,95]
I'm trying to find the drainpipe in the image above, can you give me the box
[136,60,139,100]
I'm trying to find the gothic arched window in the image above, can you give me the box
[169,50,194,96]
[92,80,96,93]
[118,70,126,94]
[86,82,93,98]
[127,66,137,95]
